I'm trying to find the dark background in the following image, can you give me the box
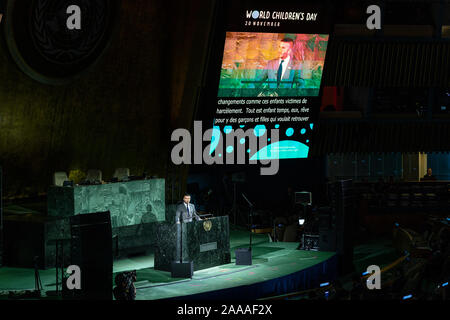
[0,0,449,203]
[0,0,216,198]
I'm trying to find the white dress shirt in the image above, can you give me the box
[278,55,291,79]
[185,203,190,215]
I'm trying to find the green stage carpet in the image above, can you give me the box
[0,228,336,300]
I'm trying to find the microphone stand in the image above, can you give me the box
[241,193,254,251]
[179,216,183,263]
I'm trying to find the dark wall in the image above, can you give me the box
[188,156,327,212]
[0,0,215,198]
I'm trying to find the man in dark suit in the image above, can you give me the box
[256,38,304,90]
[422,168,437,181]
[176,193,202,224]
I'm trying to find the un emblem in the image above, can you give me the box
[4,0,120,85]
[203,220,212,232]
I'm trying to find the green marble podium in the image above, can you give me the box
[47,179,165,228]
[154,216,231,272]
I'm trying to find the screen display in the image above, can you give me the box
[206,0,332,162]
[218,32,329,98]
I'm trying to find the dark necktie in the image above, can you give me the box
[186,204,190,218]
[277,60,284,87]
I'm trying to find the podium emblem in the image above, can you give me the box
[203,220,212,232]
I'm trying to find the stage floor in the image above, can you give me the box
[0,229,337,300]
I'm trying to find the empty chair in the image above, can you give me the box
[392,227,415,254]
[113,168,130,181]
[53,171,69,186]
[85,169,102,183]
[273,217,288,242]
[283,224,299,242]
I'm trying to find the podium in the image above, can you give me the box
[154,216,230,272]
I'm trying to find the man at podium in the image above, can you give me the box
[154,193,230,272]
[176,193,202,224]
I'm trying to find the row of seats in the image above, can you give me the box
[53,168,130,186]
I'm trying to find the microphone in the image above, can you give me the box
[242,193,254,208]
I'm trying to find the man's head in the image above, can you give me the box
[0,1,4,24]
[278,38,294,60]
[427,168,432,176]
[183,193,191,205]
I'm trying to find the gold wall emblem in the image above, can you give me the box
[203,220,212,231]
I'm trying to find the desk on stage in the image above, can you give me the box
[47,179,165,228]
[154,216,231,272]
